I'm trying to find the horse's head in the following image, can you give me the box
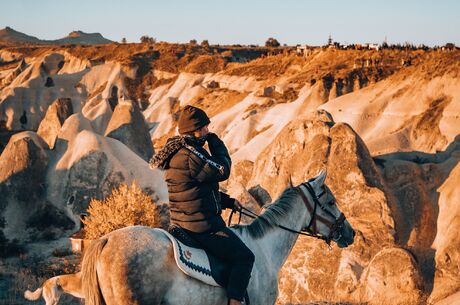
[296,170,355,248]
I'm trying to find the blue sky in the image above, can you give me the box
[1,0,459,46]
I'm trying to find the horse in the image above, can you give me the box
[81,171,355,305]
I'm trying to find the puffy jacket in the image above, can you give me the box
[149,133,235,233]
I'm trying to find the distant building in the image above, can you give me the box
[367,43,380,51]
[296,44,313,57]
[328,34,333,46]
[327,34,335,48]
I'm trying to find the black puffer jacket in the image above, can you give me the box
[150,133,235,233]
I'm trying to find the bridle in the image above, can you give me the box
[296,182,346,245]
[228,181,347,246]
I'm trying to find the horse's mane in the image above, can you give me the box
[245,187,300,239]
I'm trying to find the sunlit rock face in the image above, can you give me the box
[37,97,74,149]
[241,113,422,304]
[48,128,167,214]
[429,160,460,303]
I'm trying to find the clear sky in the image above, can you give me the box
[1,0,459,46]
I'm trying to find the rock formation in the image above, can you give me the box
[240,112,418,304]
[359,247,423,305]
[0,132,52,241]
[105,100,154,161]
[37,97,73,149]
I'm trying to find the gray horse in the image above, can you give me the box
[81,171,355,305]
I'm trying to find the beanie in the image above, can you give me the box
[178,105,211,134]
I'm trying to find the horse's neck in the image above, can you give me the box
[258,195,309,271]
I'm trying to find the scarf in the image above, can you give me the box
[149,135,207,169]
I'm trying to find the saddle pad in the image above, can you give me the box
[154,228,220,287]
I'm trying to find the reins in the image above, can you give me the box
[227,182,346,246]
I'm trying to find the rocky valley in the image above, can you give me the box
[0,39,459,305]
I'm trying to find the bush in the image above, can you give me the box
[140,35,156,44]
[82,183,169,239]
[265,37,280,47]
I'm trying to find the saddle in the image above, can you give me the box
[154,226,250,304]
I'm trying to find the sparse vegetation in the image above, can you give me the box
[444,42,456,50]
[82,183,169,239]
[0,251,81,305]
[140,35,155,44]
[265,37,280,48]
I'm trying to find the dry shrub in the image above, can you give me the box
[82,183,169,239]
[184,54,225,73]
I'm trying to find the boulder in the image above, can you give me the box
[105,101,154,161]
[37,98,73,149]
[359,247,423,305]
[0,132,49,241]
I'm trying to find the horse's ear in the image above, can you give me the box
[314,170,327,187]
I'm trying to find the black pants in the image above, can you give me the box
[187,227,255,301]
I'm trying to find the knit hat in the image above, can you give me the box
[178,105,210,134]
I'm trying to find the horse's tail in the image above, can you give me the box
[81,238,108,305]
[24,287,42,301]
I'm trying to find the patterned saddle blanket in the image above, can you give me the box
[154,227,231,287]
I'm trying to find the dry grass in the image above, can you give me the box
[190,88,249,117]
[0,266,45,305]
[225,53,301,79]
[0,252,81,305]
[184,55,226,73]
[82,183,169,239]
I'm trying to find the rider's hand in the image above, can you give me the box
[233,199,243,211]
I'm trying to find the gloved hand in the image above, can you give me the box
[233,199,243,211]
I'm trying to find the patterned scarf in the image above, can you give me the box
[149,135,207,169]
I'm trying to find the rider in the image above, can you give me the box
[150,105,254,305]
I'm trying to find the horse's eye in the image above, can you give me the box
[328,200,336,206]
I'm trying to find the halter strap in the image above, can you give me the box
[227,182,347,245]
[300,182,346,244]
